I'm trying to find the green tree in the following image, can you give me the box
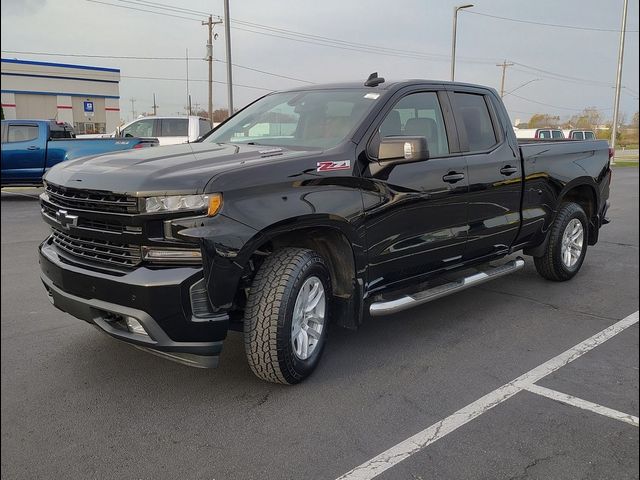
[527,113,560,128]
[632,111,639,129]
[568,107,602,131]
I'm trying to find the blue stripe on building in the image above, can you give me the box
[1,58,120,73]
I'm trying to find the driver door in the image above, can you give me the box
[361,89,470,292]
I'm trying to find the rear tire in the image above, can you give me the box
[244,248,331,384]
[534,202,588,282]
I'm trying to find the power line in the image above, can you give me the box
[117,0,212,17]
[512,62,615,87]
[1,50,315,84]
[0,67,274,91]
[83,0,499,64]
[464,10,640,33]
[128,0,493,61]
[509,93,613,112]
[86,0,201,21]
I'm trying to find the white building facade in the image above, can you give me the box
[1,58,121,134]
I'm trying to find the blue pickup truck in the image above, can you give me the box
[1,120,158,186]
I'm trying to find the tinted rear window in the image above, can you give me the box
[452,93,497,151]
[161,119,189,136]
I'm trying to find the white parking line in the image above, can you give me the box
[524,384,639,427]
[336,310,639,480]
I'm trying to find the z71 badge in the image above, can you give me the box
[316,160,351,172]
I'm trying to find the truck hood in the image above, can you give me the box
[44,142,314,194]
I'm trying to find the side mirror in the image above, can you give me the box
[378,136,429,163]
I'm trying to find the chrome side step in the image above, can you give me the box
[369,257,525,316]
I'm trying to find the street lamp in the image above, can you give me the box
[451,4,473,81]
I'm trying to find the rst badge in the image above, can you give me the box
[316,160,351,172]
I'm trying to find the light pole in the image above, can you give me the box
[451,4,473,81]
[610,0,629,161]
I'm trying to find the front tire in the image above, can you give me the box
[534,202,588,281]
[244,248,331,384]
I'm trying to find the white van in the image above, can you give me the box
[79,116,213,145]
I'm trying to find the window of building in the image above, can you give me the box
[74,122,106,135]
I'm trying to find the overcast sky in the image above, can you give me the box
[2,0,638,124]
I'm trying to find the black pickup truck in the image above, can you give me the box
[39,75,612,384]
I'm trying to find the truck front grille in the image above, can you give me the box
[41,202,138,234]
[45,183,138,214]
[51,229,142,268]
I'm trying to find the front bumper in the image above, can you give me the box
[39,239,229,368]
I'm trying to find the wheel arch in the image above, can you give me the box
[239,215,365,329]
[557,180,599,245]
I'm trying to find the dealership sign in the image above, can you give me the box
[83,101,94,117]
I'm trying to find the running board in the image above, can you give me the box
[369,257,525,316]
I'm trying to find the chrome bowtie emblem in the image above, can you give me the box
[55,209,78,230]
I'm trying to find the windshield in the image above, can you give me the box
[205,89,381,149]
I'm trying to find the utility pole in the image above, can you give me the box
[203,15,223,123]
[610,0,629,161]
[223,0,234,115]
[186,48,190,116]
[151,93,158,116]
[129,98,136,119]
[496,60,514,97]
[188,94,193,116]
[450,4,474,81]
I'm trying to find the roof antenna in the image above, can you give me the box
[364,72,385,87]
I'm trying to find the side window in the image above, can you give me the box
[538,130,551,139]
[552,130,564,139]
[7,125,39,143]
[451,93,497,152]
[122,119,154,138]
[374,92,449,157]
[584,131,595,140]
[161,119,189,137]
[199,118,212,134]
[573,131,584,140]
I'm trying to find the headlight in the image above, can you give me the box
[143,193,222,216]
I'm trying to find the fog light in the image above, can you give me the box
[125,316,148,336]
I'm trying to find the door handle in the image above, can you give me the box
[442,172,465,183]
[500,165,518,175]
[27,146,40,151]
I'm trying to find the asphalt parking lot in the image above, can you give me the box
[1,168,638,480]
